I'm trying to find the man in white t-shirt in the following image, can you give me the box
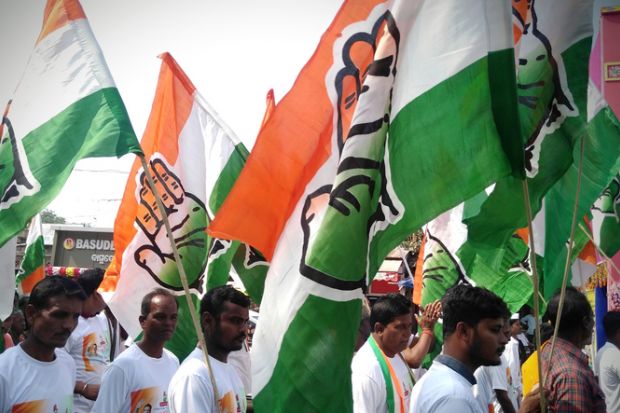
[0,276,86,412]
[409,285,542,413]
[504,314,523,406]
[168,286,250,413]
[474,321,517,413]
[64,268,112,412]
[93,288,180,413]
[595,310,620,413]
[351,293,416,413]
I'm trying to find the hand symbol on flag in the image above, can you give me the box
[133,156,208,292]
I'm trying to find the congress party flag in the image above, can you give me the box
[209,0,520,410]
[108,53,251,360]
[0,0,140,248]
[16,214,46,294]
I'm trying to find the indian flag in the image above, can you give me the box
[107,53,251,360]
[209,0,519,410]
[17,214,45,294]
[0,0,141,248]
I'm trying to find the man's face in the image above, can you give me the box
[510,319,522,337]
[377,313,412,357]
[27,295,82,349]
[140,294,178,343]
[210,301,249,353]
[470,317,509,366]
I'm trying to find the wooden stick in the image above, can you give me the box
[521,179,546,412]
[139,154,222,411]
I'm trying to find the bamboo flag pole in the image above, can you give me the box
[138,154,222,411]
[521,179,546,413]
[543,136,586,391]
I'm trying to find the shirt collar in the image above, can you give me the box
[435,354,476,385]
[555,337,589,366]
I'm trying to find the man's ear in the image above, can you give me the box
[374,322,385,335]
[25,304,36,326]
[455,321,473,343]
[138,314,146,326]
[202,312,214,334]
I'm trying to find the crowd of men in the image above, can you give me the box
[0,272,618,413]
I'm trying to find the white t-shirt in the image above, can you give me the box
[227,342,251,396]
[410,357,483,413]
[473,366,494,413]
[351,339,414,413]
[504,338,522,399]
[595,341,620,413]
[0,345,76,413]
[168,347,246,413]
[92,344,179,413]
[64,312,112,412]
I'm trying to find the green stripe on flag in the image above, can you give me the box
[253,296,360,413]
[208,143,249,213]
[0,87,139,247]
[16,235,44,284]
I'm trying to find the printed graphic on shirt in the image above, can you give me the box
[81,332,108,372]
[218,391,243,413]
[130,386,169,413]
[11,394,73,413]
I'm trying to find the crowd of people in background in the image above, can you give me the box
[0,274,619,413]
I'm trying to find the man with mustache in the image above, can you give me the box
[410,284,542,413]
[351,293,416,413]
[0,276,86,412]
[168,286,250,413]
[93,289,180,413]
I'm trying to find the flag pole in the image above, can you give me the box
[543,135,586,391]
[521,178,546,412]
[138,154,222,412]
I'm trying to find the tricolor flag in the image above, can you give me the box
[209,0,520,409]
[463,0,620,298]
[17,214,46,294]
[108,53,250,360]
[0,0,141,248]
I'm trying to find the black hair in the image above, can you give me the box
[28,276,86,310]
[442,284,510,337]
[76,268,104,296]
[200,286,250,319]
[540,322,554,343]
[369,293,411,330]
[140,288,179,316]
[603,311,620,338]
[546,287,592,336]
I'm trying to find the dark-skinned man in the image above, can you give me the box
[93,288,179,413]
[0,276,86,412]
[410,284,542,413]
[168,286,250,413]
[352,293,416,413]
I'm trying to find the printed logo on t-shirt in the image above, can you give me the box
[11,395,73,413]
[130,386,168,413]
[217,391,243,413]
[81,332,108,372]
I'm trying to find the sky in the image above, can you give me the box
[0,0,343,227]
